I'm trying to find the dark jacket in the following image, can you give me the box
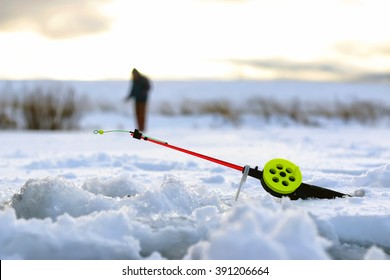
[128,75,151,102]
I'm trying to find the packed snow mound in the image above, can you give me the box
[364,246,388,260]
[4,176,216,259]
[81,176,143,198]
[353,163,390,189]
[329,215,390,248]
[0,208,144,260]
[9,176,218,222]
[2,173,390,260]
[11,177,117,220]
[186,197,330,260]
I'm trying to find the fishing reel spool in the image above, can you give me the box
[244,158,348,200]
[262,158,302,196]
[235,158,303,201]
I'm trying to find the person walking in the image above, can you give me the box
[125,68,151,131]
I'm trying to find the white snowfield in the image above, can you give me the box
[0,80,390,260]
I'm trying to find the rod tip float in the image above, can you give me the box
[94,129,349,200]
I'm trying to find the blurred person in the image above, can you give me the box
[125,68,151,131]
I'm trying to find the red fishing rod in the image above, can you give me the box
[94,129,349,200]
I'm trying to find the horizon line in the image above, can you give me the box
[0,77,388,84]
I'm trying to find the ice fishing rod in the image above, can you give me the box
[94,129,348,200]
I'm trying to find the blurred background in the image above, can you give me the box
[0,0,389,130]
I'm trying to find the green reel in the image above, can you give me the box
[262,158,302,195]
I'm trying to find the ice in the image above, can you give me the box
[186,197,330,260]
[1,80,390,260]
[353,163,390,189]
[10,177,116,220]
[364,246,388,260]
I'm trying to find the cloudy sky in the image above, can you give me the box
[0,0,389,81]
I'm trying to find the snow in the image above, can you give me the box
[1,80,390,260]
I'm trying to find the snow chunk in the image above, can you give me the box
[10,177,116,220]
[330,215,390,248]
[201,175,225,184]
[364,246,388,260]
[186,198,330,259]
[0,208,142,259]
[82,175,142,198]
[354,163,390,189]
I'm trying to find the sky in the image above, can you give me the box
[0,0,389,81]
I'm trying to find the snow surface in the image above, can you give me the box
[1,80,390,260]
